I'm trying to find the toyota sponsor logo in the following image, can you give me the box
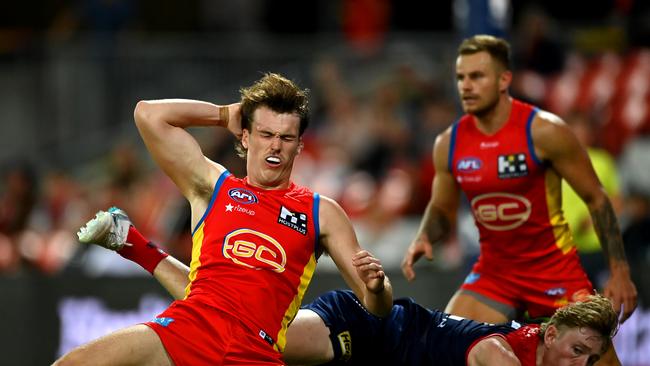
[471,193,531,231]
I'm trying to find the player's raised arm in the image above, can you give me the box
[402,128,460,281]
[318,196,393,317]
[531,112,638,322]
[133,100,240,203]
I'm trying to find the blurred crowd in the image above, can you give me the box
[0,2,649,295]
[1,44,649,283]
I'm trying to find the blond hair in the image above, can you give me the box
[539,294,619,352]
[458,35,511,71]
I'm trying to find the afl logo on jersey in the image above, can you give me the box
[471,193,532,231]
[228,188,258,204]
[223,229,286,273]
[456,157,482,172]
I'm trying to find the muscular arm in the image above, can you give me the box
[133,100,240,222]
[467,336,521,366]
[402,129,460,281]
[532,112,637,321]
[318,196,393,317]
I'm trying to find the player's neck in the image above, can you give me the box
[245,176,292,191]
[473,96,512,135]
[536,340,545,365]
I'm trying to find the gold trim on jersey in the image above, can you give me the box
[275,254,317,352]
[185,221,206,299]
[545,170,575,254]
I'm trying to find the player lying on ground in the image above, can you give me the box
[55,73,392,366]
[75,207,619,366]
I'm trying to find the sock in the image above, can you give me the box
[117,226,169,274]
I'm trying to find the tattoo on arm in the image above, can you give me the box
[421,204,451,243]
[590,198,627,264]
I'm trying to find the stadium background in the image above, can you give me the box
[0,0,649,364]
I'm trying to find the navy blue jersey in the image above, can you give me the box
[303,289,384,364]
[303,290,519,366]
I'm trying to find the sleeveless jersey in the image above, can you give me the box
[185,171,320,352]
[504,324,540,366]
[449,99,585,280]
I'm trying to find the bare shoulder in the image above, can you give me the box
[531,109,570,139]
[432,125,454,169]
[318,195,358,243]
[204,157,228,179]
[318,195,346,226]
[434,125,454,148]
[530,109,576,160]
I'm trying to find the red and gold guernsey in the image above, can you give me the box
[185,171,320,353]
[503,324,539,366]
[449,99,585,280]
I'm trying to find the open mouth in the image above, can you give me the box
[265,156,281,166]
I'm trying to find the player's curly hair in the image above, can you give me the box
[458,35,511,71]
[235,73,310,158]
[539,294,619,353]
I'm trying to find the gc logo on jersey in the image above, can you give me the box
[223,229,287,273]
[498,153,528,179]
[471,193,532,231]
[278,206,308,235]
[228,188,259,204]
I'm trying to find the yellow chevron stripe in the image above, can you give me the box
[184,221,206,299]
[275,254,317,352]
[545,170,575,254]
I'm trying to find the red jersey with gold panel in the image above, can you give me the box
[185,171,320,352]
[504,324,539,366]
[449,99,584,280]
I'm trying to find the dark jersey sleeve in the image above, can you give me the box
[301,290,384,365]
[383,298,519,365]
[303,291,519,366]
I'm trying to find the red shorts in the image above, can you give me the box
[460,269,593,319]
[145,299,284,366]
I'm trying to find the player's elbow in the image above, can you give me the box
[133,100,157,128]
